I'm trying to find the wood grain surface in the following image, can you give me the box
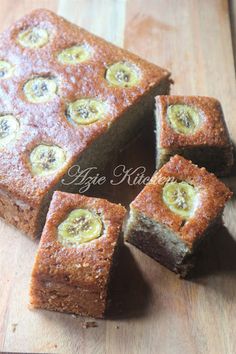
[0,1,235,353]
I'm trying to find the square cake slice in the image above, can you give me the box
[0,9,171,239]
[125,155,232,277]
[155,96,234,175]
[30,191,126,318]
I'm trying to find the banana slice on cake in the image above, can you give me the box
[162,181,198,219]
[67,98,106,125]
[58,209,103,246]
[30,144,66,176]
[0,115,19,147]
[0,60,14,79]
[105,61,140,88]
[17,27,49,48]
[57,44,91,64]
[24,77,58,103]
[167,104,200,135]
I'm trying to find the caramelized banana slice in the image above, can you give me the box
[17,27,49,48]
[0,60,14,79]
[0,115,19,147]
[105,61,140,87]
[57,44,91,64]
[67,98,106,125]
[167,104,201,135]
[24,77,58,103]
[30,144,66,176]
[58,209,103,247]
[163,181,198,219]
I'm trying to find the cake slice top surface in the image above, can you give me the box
[31,191,126,291]
[0,9,171,205]
[156,95,231,148]
[131,155,232,248]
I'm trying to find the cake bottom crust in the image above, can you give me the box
[30,276,107,319]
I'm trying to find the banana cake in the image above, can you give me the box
[30,191,126,318]
[0,9,171,238]
[125,155,232,277]
[155,96,234,175]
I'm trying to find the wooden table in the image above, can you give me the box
[0,1,236,353]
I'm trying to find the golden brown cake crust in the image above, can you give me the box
[31,191,126,291]
[131,155,232,248]
[0,9,171,207]
[156,95,232,148]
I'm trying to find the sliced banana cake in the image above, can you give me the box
[30,191,126,318]
[0,9,171,238]
[125,155,232,277]
[155,96,234,175]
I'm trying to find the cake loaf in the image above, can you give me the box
[0,9,171,238]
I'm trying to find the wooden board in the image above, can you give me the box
[0,1,236,353]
